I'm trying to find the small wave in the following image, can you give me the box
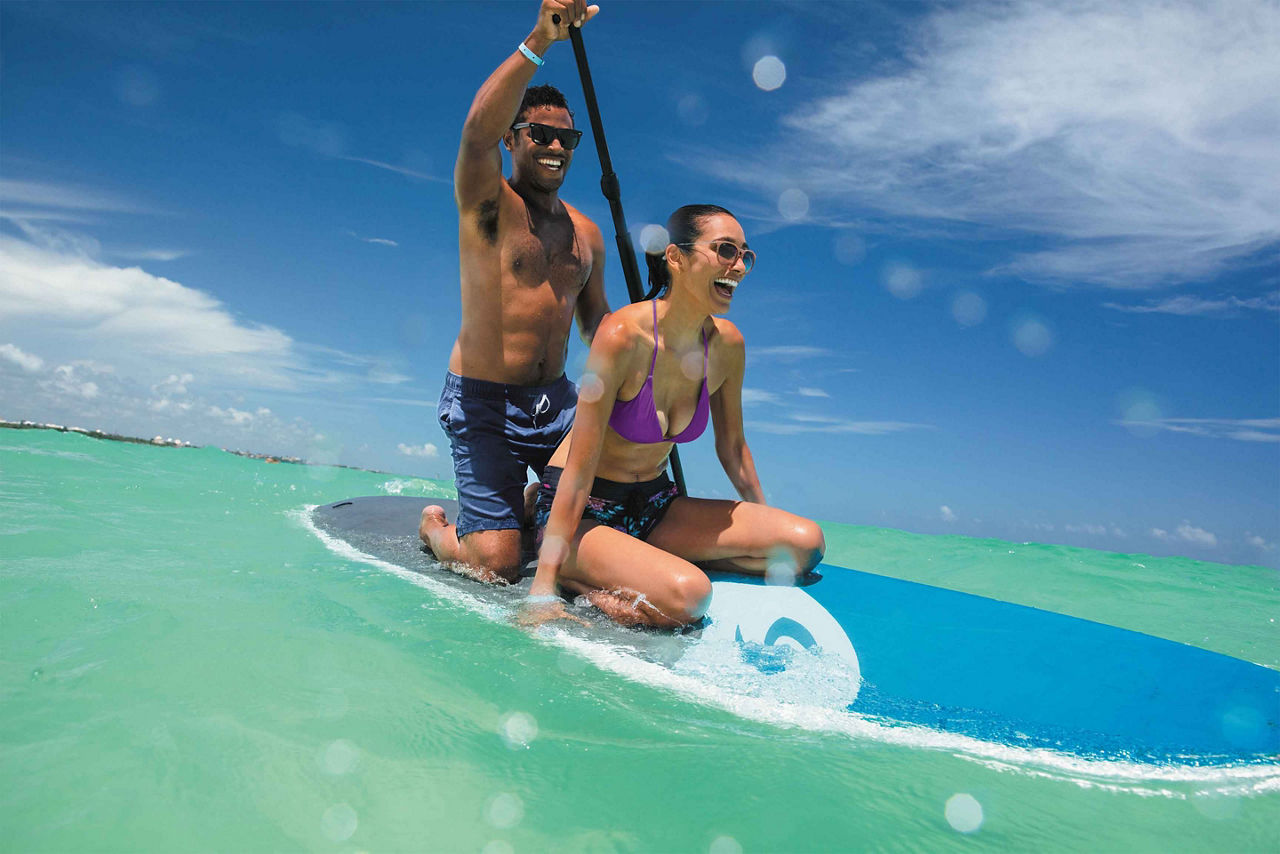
[380,478,457,498]
[294,505,1280,798]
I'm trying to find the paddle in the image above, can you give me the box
[554,14,688,495]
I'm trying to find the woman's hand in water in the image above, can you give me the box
[517,594,589,627]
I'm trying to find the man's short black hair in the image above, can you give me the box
[514,84,575,125]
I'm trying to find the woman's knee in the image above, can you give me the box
[658,569,712,625]
[785,517,825,572]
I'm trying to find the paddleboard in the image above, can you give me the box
[311,495,1278,765]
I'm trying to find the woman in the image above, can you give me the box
[527,204,825,628]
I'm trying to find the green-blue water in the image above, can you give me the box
[2,428,1277,851]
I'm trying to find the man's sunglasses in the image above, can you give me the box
[511,122,583,150]
[677,241,756,273]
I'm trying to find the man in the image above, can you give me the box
[420,0,609,583]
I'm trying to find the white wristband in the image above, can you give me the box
[518,42,545,67]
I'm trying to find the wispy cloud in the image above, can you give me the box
[749,345,833,361]
[1116,416,1280,443]
[0,178,147,214]
[741,387,782,406]
[339,156,449,184]
[796,387,829,398]
[1104,291,1280,316]
[699,0,1280,288]
[747,414,929,435]
[345,230,399,248]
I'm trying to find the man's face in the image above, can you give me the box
[507,105,575,191]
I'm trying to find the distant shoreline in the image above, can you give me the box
[0,418,388,473]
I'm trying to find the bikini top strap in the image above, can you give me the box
[648,300,660,376]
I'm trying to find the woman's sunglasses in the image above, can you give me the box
[511,122,583,150]
[677,241,756,273]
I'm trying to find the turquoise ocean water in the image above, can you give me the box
[2,427,1277,852]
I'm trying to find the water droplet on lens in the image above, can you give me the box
[484,792,525,829]
[639,224,670,253]
[951,291,987,326]
[882,263,923,300]
[710,836,744,854]
[944,793,983,833]
[579,372,604,403]
[1011,315,1053,357]
[321,803,358,842]
[499,711,539,749]
[778,188,809,220]
[753,56,787,91]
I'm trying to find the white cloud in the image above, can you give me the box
[0,342,44,372]
[1246,533,1275,551]
[940,505,956,523]
[1104,292,1280,316]
[796,387,829,398]
[1116,416,1280,443]
[1152,522,1218,547]
[1175,522,1218,547]
[398,442,439,458]
[701,0,1280,287]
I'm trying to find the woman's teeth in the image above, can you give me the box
[714,278,738,297]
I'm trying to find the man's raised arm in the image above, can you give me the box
[454,0,599,212]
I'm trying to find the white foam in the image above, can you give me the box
[295,506,1280,798]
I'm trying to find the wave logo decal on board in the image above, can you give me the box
[702,581,861,698]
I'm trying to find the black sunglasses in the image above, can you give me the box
[511,122,583,150]
[676,241,756,273]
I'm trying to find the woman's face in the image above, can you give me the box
[671,213,751,313]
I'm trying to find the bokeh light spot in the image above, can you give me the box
[579,372,604,403]
[1011,315,1053,357]
[499,711,539,749]
[681,351,704,381]
[833,233,866,266]
[677,93,708,126]
[882,263,924,300]
[778,188,809,221]
[319,739,360,775]
[484,792,525,829]
[321,803,358,842]
[639,223,670,254]
[944,793,984,833]
[752,56,787,91]
[710,836,744,854]
[115,66,160,107]
[1118,389,1164,438]
[482,841,515,854]
[539,534,569,567]
[557,649,588,675]
[765,547,797,586]
[951,291,987,327]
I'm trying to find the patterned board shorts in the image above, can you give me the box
[535,465,679,543]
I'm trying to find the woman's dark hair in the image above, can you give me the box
[643,204,735,299]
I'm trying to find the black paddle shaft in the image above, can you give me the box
[557,19,688,496]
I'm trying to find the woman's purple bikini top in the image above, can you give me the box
[608,300,710,444]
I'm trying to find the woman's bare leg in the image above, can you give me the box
[645,497,825,578]
[550,522,713,628]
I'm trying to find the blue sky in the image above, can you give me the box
[2,0,1277,567]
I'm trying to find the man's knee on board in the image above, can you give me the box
[460,531,524,583]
